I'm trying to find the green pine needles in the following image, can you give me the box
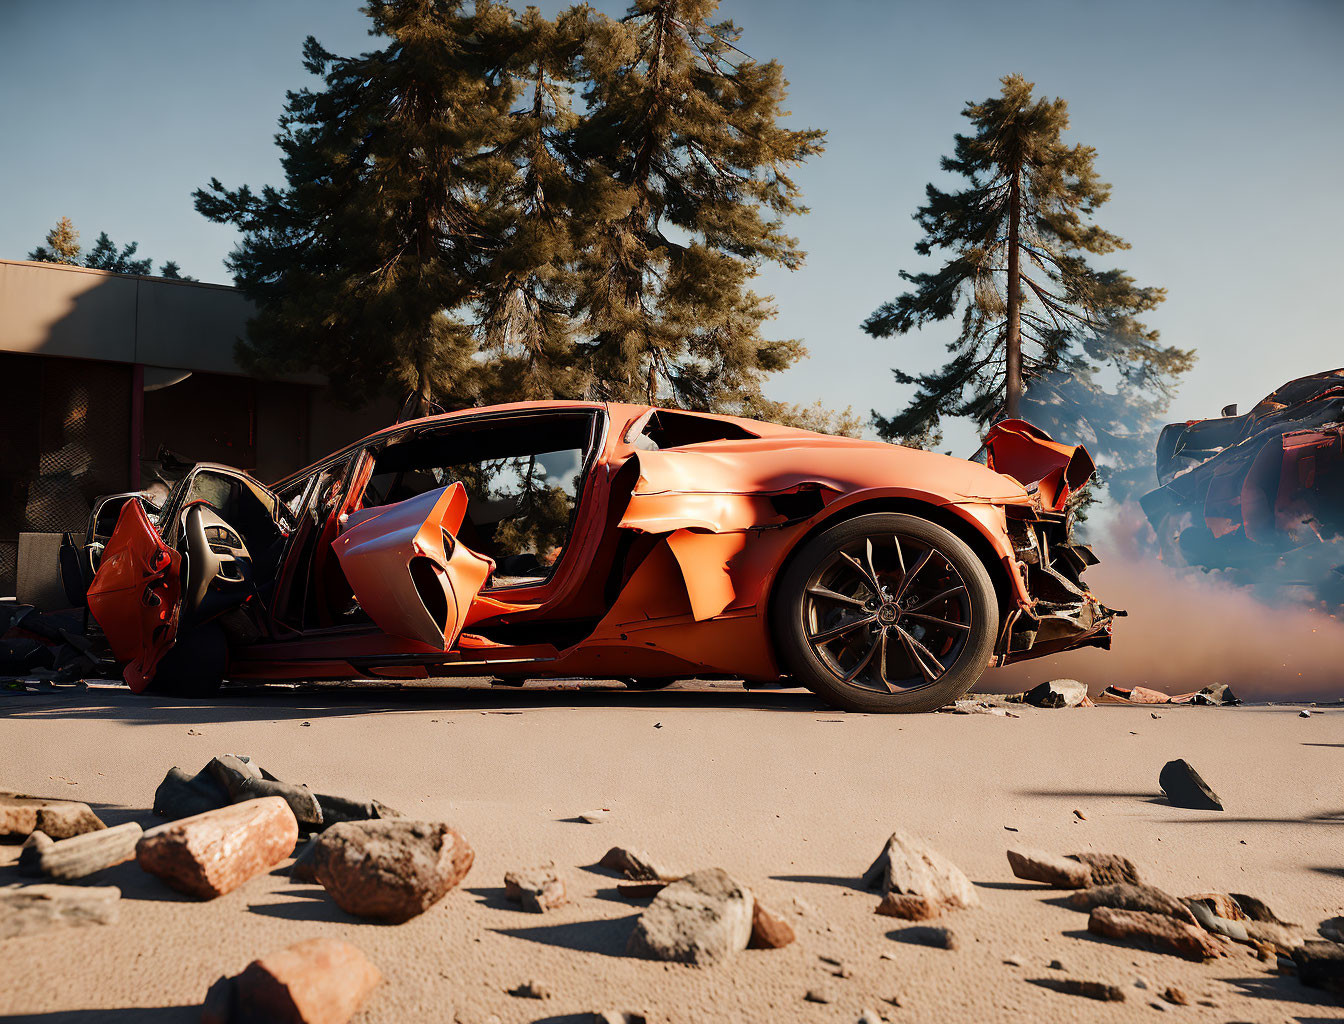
[195,0,826,421]
[864,74,1193,496]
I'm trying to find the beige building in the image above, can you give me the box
[0,258,394,596]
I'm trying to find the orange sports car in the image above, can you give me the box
[83,402,1115,712]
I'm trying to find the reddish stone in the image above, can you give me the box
[1006,847,1092,889]
[874,893,942,920]
[1088,906,1226,961]
[0,792,106,840]
[210,938,381,1024]
[136,796,298,899]
[748,899,796,948]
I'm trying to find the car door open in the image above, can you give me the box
[331,482,494,649]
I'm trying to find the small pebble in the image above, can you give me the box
[300,721,311,727]
[1004,955,1025,967]
[1133,977,1150,990]
[1299,710,1311,718]
[804,989,832,1004]
[1073,809,1086,820]
[833,964,854,979]
[1150,713,1161,720]
[509,980,550,999]
[1161,987,1189,1006]
[1049,960,1065,971]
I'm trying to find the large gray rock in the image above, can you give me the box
[309,820,474,923]
[0,884,120,939]
[626,868,754,965]
[862,831,979,910]
[152,766,230,820]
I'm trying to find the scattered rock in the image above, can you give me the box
[832,963,854,978]
[1087,906,1226,961]
[1006,847,1092,889]
[1133,976,1151,990]
[875,893,942,919]
[1048,959,1065,970]
[1066,852,1141,886]
[308,820,474,923]
[0,883,120,939]
[579,809,609,824]
[1070,883,1199,925]
[18,821,142,880]
[803,989,832,1004]
[889,925,957,950]
[1045,979,1126,1002]
[1072,809,1087,820]
[503,865,567,912]
[509,980,551,999]
[861,831,979,911]
[204,755,323,829]
[1161,986,1189,1006]
[137,797,298,899]
[1299,710,1312,718]
[1292,940,1344,999]
[1003,955,1025,967]
[598,847,673,881]
[749,899,796,948]
[856,1011,886,1024]
[1184,900,1303,955]
[626,868,754,965]
[1159,759,1224,811]
[0,792,106,840]
[1151,713,1161,719]
[152,766,230,820]
[1009,678,1089,708]
[203,937,381,1024]
[1186,892,1245,921]
[314,793,404,826]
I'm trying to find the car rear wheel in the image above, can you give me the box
[774,513,998,713]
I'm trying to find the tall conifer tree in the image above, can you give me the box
[195,0,517,413]
[28,217,81,265]
[864,74,1192,490]
[572,0,825,412]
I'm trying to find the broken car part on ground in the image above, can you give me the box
[52,403,1116,713]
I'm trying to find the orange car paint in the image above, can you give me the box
[90,400,1110,689]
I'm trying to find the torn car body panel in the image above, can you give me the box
[332,483,494,649]
[84,499,182,693]
[1142,369,1344,597]
[82,398,1117,697]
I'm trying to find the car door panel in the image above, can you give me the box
[331,482,494,649]
[85,499,182,693]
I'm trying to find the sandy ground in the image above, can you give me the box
[0,679,1341,1024]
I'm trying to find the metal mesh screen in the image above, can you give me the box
[0,353,132,595]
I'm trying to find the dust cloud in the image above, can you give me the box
[984,508,1344,703]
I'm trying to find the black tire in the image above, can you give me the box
[773,513,998,713]
[623,677,678,691]
[146,623,227,697]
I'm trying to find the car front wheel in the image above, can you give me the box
[774,513,999,713]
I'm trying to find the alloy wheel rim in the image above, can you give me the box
[801,533,972,694]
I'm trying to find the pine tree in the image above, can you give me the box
[194,0,518,414]
[571,0,825,412]
[473,5,589,403]
[83,232,153,275]
[864,74,1193,490]
[27,216,81,264]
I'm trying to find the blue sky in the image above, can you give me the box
[2,0,1341,453]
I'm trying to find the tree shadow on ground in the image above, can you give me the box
[494,913,641,959]
[0,1009,196,1022]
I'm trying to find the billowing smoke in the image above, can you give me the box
[985,503,1344,702]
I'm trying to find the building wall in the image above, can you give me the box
[0,260,400,597]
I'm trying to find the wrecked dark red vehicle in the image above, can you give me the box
[84,402,1115,712]
[1141,369,1344,601]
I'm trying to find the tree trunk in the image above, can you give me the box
[1004,168,1023,421]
